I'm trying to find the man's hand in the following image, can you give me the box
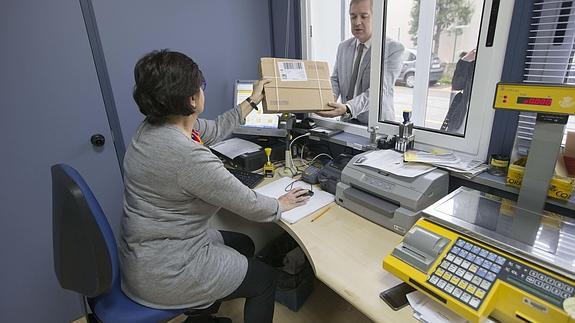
[316,102,347,118]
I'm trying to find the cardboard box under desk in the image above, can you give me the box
[260,58,332,113]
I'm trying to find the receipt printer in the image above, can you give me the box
[335,151,448,235]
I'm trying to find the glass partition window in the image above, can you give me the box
[303,0,482,135]
[382,0,483,135]
[302,0,516,159]
[373,0,515,159]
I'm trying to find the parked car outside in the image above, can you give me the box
[396,48,444,88]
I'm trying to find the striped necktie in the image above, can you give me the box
[346,43,365,101]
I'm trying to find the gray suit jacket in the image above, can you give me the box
[331,37,404,122]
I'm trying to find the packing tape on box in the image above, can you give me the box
[266,58,330,112]
[273,58,280,112]
[313,61,325,111]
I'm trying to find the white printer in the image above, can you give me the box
[335,151,449,235]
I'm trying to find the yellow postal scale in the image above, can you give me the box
[384,187,575,322]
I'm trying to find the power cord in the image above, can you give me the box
[284,179,313,192]
[302,152,333,168]
[282,133,310,177]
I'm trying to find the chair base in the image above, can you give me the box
[183,316,232,323]
[183,301,231,323]
[83,313,101,323]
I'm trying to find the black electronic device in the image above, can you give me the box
[317,153,353,194]
[232,150,266,172]
[297,117,316,129]
[227,168,264,189]
[377,135,396,150]
[309,127,343,137]
[301,165,323,184]
[379,283,416,311]
[297,189,314,197]
[211,148,266,172]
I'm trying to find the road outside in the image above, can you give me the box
[392,84,453,130]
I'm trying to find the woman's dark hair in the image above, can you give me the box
[133,49,204,124]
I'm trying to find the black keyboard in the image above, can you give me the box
[227,168,265,188]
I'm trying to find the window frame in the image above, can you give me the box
[369,0,517,160]
[301,0,519,159]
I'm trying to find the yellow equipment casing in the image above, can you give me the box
[494,83,575,114]
[384,218,575,323]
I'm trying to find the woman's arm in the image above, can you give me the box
[195,79,271,146]
[178,148,280,221]
[177,146,309,221]
[238,79,271,119]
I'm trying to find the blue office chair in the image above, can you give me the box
[51,164,221,323]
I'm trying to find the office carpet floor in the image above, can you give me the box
[72,279,373,323]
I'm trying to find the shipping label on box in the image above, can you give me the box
[260,58,333,113]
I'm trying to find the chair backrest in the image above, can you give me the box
[51,163,119,298]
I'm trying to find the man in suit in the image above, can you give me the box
[317,0,404,124]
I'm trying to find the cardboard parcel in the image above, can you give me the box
[260,58,332,113]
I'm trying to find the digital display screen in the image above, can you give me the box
[516,96,553,106]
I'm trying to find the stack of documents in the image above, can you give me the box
[407,291,496,323]
[404,150,488,178]
[353,150,436,178]
[407,291,465,323]
[209,138,262,159]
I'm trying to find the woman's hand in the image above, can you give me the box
[278,188,311,212]
[249,79,272,104]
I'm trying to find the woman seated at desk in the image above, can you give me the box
[119,50,310,323]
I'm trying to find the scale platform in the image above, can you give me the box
[424,186,575,280]
[383,186,575,322]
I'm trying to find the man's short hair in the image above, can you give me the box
[132,50,204,124]
[349,0,373,11]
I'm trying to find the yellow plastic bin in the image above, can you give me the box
[506,164,575,201]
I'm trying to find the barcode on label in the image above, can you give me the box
[283,62,303,70]
[277,61,307,81]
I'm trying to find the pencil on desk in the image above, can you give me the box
[311,206,332,222]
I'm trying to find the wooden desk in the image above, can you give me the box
[278,202,417,323]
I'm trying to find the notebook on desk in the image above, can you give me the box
[254,177,334,224]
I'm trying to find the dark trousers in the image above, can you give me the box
[218,231,277,323]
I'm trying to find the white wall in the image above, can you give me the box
[309,0,343,71]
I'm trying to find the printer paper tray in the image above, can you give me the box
[342,186,399,218]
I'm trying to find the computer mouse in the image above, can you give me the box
[300,118,316,129]
[298,189,314,197]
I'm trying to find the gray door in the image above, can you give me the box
[0,0,124,322]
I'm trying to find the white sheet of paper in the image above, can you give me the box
[407,291,466,323]
[353,150,436,178]
[254,177,334,224]
[209,138,262,159]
